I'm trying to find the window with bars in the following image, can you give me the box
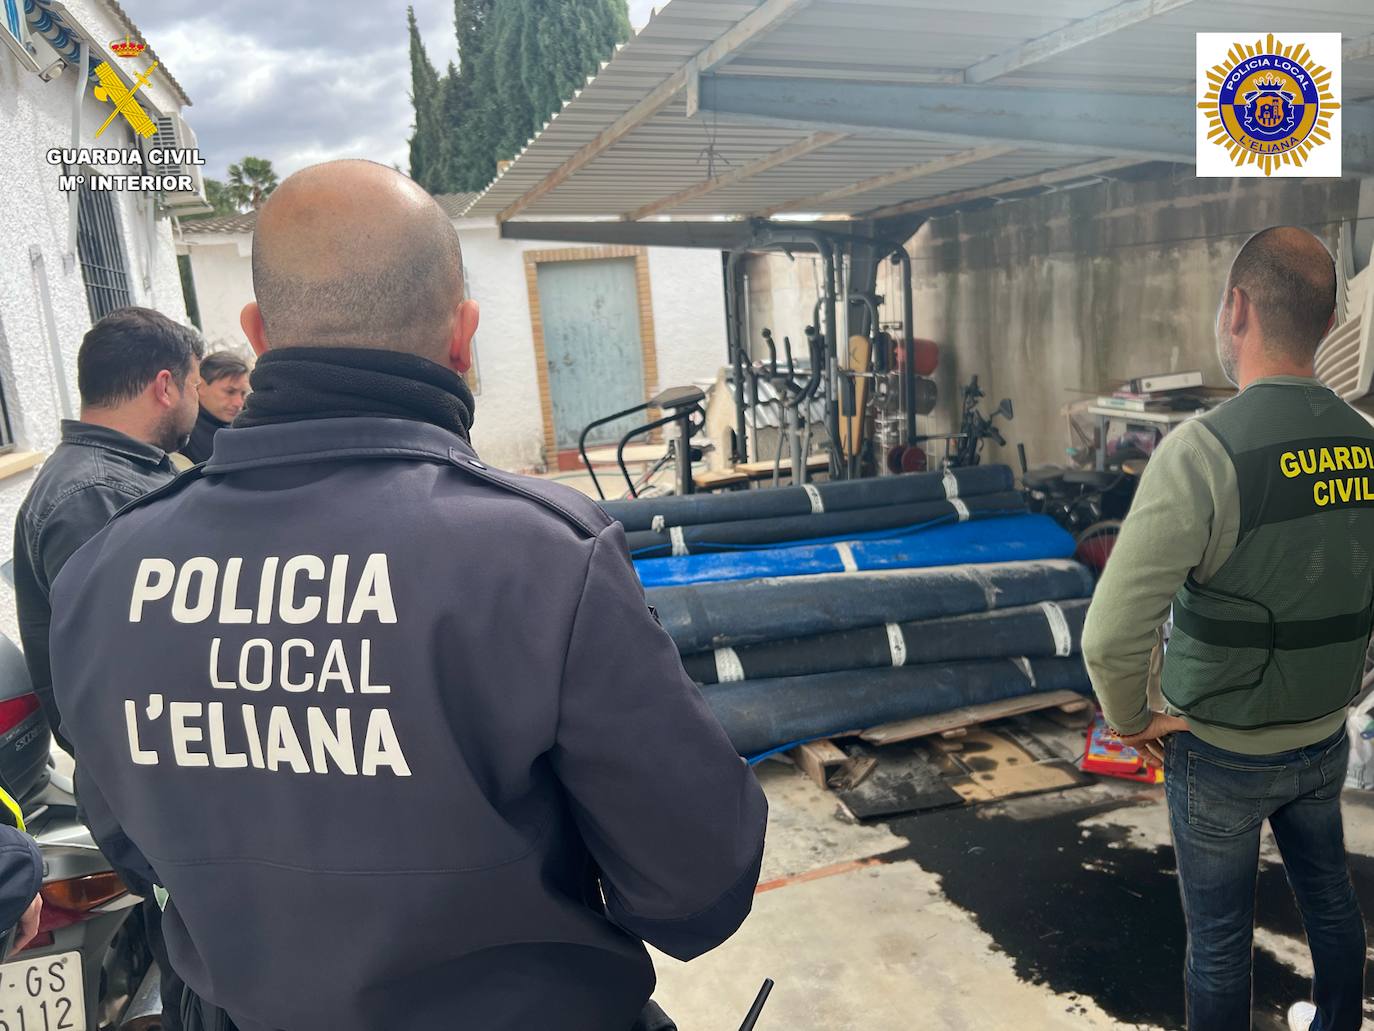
[76,179,133,321]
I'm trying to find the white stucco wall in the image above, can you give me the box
[456,224,729,472]
[182,217,730,474]
[181,235,255,354]
[0,22,190,643]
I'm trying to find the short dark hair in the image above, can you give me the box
[1227,226,1337,360]
[199,351,250,385]
[77,307,205,408]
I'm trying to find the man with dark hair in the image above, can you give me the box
[181,351,250,464]
[15,306,203,746]
[14,305,201,1031]
[49,160,765,1031]
[1084,226,1367,1031]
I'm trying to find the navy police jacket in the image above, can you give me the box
[49,417,768,1031]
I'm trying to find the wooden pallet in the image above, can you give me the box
[857,690,1092,748]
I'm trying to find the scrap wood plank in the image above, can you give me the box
[789,739,849,788]
[858,690,1088,747]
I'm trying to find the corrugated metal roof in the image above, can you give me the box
[465,0,1374,223]
[178,192,483,239]
[435,192,480,217]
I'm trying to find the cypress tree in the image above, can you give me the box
[406,6,443,191]
[409,0,631,194]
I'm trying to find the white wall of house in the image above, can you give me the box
[0,14,190,643]
[183,217,730,473]
[182,235,255,355]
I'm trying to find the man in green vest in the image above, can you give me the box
[1084,226,1367,1031]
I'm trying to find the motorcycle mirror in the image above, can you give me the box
[998,399,1014,421]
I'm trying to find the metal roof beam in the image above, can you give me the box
[962,0,1199,84]
[495,0,815,223]
[694,74,1374,173]
[754,143,1018,218]
[499,218,814,250]
[861,157,1144,220]
[693,73,1193,162]
[625,131,847,221]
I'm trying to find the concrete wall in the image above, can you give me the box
[184,219,730,473]
[183,236,255,356]
[910,174,1361,468]
[745,173,1362,470]
[0,34,189,643]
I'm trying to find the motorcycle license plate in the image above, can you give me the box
[0,952,84,1030]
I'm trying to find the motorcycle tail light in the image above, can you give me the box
[41,871,127,913]
[0,693,39,734]
[10,873,130,955]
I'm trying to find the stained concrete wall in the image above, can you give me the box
[909,174,1361,468]
[183,219,729,473]
[746,172,1362,469]
[0,35,189,644]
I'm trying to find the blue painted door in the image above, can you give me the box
[536,258,646,450]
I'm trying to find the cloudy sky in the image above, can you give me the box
[129,0,660,184]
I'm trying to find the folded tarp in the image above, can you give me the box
[647,558,1096,654]
[634,514,1074,588]
[683,598,1090,684]
[703,656,1092,757]
[626,491,1027,558]
[604,465,1014,532]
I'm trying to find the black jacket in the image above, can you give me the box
[182,408,227,465]
[50,417,767,1031]
[13,421,175,747]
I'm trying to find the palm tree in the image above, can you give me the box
[226,157,279,210]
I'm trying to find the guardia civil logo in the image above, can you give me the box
[1196,33,1342,177]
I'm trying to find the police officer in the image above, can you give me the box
[1084,227,1367,1031]
[48,159,768,1031]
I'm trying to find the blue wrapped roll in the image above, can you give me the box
[635,514,1075,588]
[604,464,1014,532]
[683,599,1089,684]
[702,657,1092,756]
[625,491,1026,558]
[647,558,1095,653]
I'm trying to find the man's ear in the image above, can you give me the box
[1228,286,1250,338]
[241,303,270,357]
[448,299,480,375]
[149,369,175,409]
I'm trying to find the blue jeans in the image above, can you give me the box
[1164,728,1366,1031]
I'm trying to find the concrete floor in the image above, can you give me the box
[651,747,1374,1031]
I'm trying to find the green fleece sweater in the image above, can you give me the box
[1082,375,1350,755]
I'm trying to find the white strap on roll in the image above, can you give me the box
[1039,601,1073,657]
[942,467,960,499]
[714,647,745,683]
[803,483,825,514]
[966,567,998,608]
[834,541,858,572]
[669,525,688,556]
[651,515,666,534]
[950,497,970,522]
[886,623,907,667]
[1012,656,1037,687]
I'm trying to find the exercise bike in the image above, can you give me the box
[578,386,708,500]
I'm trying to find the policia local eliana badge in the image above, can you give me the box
[1196,33,1342,177]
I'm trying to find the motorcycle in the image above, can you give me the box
[0,632,158,1031]
[1017,447,1144,572]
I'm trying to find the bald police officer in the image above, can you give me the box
[1084,227,1367,1031]
[49,160,767,1031]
